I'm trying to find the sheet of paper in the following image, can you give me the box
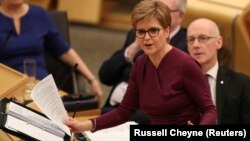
[5,115,64,141]
[31,74,71,136]
[85,121,137,141]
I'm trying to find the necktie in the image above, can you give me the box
[204,74,210,85]
[205,74,215,105]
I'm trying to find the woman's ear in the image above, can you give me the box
[164,26,171,35]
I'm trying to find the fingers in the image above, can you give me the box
[63,119,70,125]
[187,120,194,125]
[63,117,75,125]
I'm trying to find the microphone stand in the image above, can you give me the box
[59,63,78,92]
[71,100,88,141]
[72,100,80,118]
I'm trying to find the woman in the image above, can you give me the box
[0,0,103,104]
[64,0,217,133]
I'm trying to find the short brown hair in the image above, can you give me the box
[131,0,171,28]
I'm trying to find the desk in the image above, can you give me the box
[0,65,100,140]
[1,95,100,141]
[0,131,15,141]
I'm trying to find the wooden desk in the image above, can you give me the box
[0,64,29,100]
[1,92,100,141]
[0,131,15,141]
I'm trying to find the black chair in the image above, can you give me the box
[46,11,98,112]
[46,10,75,93]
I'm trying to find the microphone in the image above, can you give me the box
[0,30,13,61]
[61,63,97,112]
[58,63,78,91]
[61,63,95,101]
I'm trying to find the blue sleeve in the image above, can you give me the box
[33,6,70,57]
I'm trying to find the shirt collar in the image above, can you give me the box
[206,61,219,80]
[170,26,181,40]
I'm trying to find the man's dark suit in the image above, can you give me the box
[216,66,250,124]
[98,28,187,124]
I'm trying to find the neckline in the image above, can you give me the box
[148,46,174,69]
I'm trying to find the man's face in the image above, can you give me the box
[187,22,222,67]
[160,0,185,32]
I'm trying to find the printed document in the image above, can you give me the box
[31,74,71,136]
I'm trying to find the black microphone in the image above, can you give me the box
[58,63,78,91]
[0,30,13,61]
[61,63,95,101]
[61,63,97,112]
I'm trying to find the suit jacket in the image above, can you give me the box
[216,66,250,124]
[99,28,187,107]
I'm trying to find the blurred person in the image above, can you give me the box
[0,0,103,105]
[187,18,250,124]
[99,0,187,124]
[64,0,216,133]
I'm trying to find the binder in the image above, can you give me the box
[0,98,70,141]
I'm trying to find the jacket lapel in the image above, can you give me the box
[216,66,230,123]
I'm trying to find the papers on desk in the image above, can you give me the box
[85,121,138,141]
[0,74,71,141]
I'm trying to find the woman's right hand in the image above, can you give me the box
[64,117,93,133]
[187,120,194,125]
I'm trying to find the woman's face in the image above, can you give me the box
[135,17,170,56]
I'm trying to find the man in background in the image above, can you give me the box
[98,0,187,124]
[187,18,250,124]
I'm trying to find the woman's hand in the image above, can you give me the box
[187,120,194,125]
[125,40,141,63]
[64,117,93,133]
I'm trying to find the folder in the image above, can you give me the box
[0,98,70,141]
